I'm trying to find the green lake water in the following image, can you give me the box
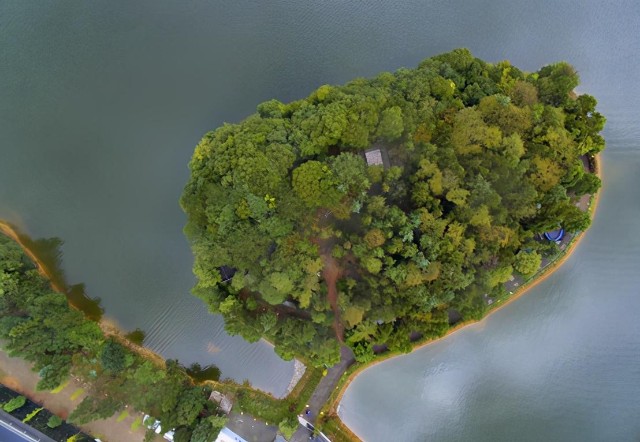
[2,1,639,428]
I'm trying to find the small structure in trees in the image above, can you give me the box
[219,266,237,283]
[209,391,233,414]
[364,145,389,168]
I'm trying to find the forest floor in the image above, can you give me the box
[313,209,346,342]
[0,350,161,442]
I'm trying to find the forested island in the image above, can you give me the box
[181,49,605,368]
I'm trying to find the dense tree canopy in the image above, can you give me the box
[181,49,605,366]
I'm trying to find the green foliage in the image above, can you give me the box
[0,235,228,434]
[571,171,601,195]
[181,49,605,366]
[3,395,26,412]
[487,265,514,288]
[125,328,146,345]
[143,428,156,442]
[292,161,341,208]
[100,338,128,372]
[514,251,542,276]
[47,414,64,428]
[189,415,227,442]
[537,62,579,106]
[23,407,42,423]
[377,106,404,140]
[68,396,122,424]
[279,416,299,439]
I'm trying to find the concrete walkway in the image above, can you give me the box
[290,346,355,442]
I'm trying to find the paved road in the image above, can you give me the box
[225,412,278,442]
[0,410,56,442]
[290,346,355,442]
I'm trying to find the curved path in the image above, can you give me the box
[291,345,355,442]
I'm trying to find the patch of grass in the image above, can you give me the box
[70,388,84,401]
[23,407,42,423]
[232,367,324,424]
[130,415,142,431]
[116,410,129,422]
[319,415,360,442]
[3,395,26,412]
[50,380,70,394]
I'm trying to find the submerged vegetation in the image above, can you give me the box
[181,49,605,367]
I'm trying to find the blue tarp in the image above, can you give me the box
[544,228,565,242]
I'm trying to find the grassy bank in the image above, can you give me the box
[204,366,323,424]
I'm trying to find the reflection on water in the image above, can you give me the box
[1,223,105,321]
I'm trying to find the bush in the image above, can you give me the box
[47,414,64,428]
[279,416,298,439]
[23,407,42,423]
[3,395,26,412]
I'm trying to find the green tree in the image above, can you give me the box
[292,161,341,208]
[571,172,601,196]
[171,387,207,428]
[190,415,226,442]
[536,62,579,106]
[377,106,404,140]
[100,338,127,372]
[514,251,542,276]
[331,153,371,197]
[68,396,122,425]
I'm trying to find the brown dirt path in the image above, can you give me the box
[322,252,344,342]
[311,209,346,342]
[0,349,161,442]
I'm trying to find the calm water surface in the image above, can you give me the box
[1,0,639,428]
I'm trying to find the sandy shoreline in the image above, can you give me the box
[328,154,603,441]
[0,220,302,396]
[0,220,167,367]
[0,221,67,293]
